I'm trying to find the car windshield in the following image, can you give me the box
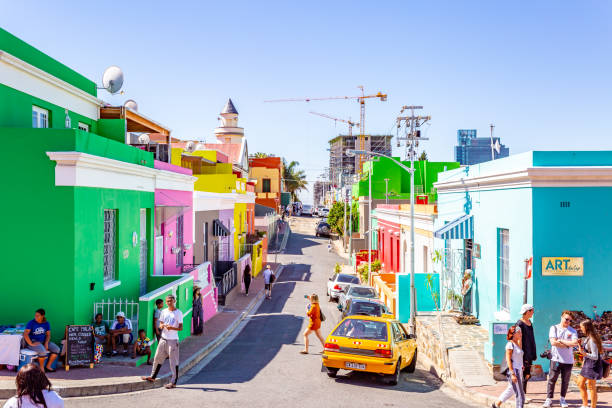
[349,302,384,317]
[349,287,377,298]
[337,274,360,284]
[332,319,388,341]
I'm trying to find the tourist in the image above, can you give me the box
[263,264,275,299]
[93,313,111,357]
[461,270,473,315]
[132,329,152,364]
[243,264,252,297]
[153,299,164,342]
[192,285,203,335]
[142,294,183,389]
[576,319,604,408]
[2,364,63,408]
[543,311,579,408]
[492,325,524,408]
[23,309,60,373]
[516,304,536,393]
[300,294,325,354]
[110,312,133,356]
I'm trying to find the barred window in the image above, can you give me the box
[104,210,117,282]
[497,228,510,312]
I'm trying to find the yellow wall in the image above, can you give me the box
[251,240,264,276]
[249,167,281,193]
[234,202,247,259]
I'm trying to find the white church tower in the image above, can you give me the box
[214,98,244,144]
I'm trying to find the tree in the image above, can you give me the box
[327,201,359,236]
[282,159,308,202]
[418,150,428,161]
[252,152,269,158]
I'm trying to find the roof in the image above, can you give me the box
[221,98,238,115]
[201,143,241,165]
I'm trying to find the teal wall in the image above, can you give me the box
[397,273,440,322]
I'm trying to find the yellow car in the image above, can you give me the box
[321,315,417,385]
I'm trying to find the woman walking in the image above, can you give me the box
[492,325,525,408]
[243,264,252,296]
[576,319,603,408]
[300,294,325,354]
[192,285,203,335]
[3,363,64,408]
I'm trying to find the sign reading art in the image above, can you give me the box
[541,257,583,276]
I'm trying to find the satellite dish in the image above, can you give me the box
[195,143,205,150]
[138,134,150,144]
[101,66,124,94]
[185,141,196,153]
[124,99,138,111]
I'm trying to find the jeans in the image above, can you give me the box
[27,342,60,357]
[546,361,573,399]
[498,368,525,408]
[522,360,532,393]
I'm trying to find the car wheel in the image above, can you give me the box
[387,359,401,385]
[404,349,417,373]
[326,367,338,378]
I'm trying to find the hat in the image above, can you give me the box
[266,265,271,269]
[520,304,533,315]
[116,311,126,318]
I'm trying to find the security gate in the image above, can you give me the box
[440,248,465,311]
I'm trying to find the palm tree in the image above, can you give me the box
[282,159,308,202]
[252,152,269,158]
[418,150,428,161]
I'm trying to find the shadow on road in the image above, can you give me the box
[327,368,443,394]
[283,232,320,255]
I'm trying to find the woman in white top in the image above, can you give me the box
[492,325,525,408]
[576,319,603,408]
[3,364,64,408]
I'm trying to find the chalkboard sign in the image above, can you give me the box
[64,325,94,370]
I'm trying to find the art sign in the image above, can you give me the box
[541,257,583,276]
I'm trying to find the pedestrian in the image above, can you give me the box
[263,265,275,299]
[153,299,164,343]
[327,239,332,252]
[542,310,579,408]
[23,309,60,373]
[192,285,203,335]
[576,319,604,408]
[461,270,473,315]
[516,304,536,394]
[300,294,326,354]
[3,364,64,408]
[142,294,183,389]
[492,325,525,408]
[243,264,252,296]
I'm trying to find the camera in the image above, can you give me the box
[540,349,552,359]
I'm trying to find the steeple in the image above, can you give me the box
[222,98,238,115]
[215,98,244,143]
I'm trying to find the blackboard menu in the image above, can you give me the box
[65,325,94,369]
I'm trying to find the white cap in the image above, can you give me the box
[116,311,126,318]
[520,304,533,315]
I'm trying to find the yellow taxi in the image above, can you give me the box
[321,315,417,385]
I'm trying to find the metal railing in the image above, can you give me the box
[216,263,237,297]
[239,243,254,258]
[93,298,139,331]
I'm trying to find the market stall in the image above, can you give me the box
[0,327,24,367]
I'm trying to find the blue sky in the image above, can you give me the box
[2,1,611,203]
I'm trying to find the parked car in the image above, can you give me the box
[315,221,331,237]
[319,208,329,217]
[322,315,417,384]
[340,298,390,319]
[338,284,379,311]
[302,204,313,216]
[327,273,360,301]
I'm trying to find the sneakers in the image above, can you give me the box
[559,398,568,408]
[542,398,552,408]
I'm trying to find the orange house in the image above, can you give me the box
[248,156,283,212]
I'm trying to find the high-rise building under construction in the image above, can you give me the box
[328,134,393,186]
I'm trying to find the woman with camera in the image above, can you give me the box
[492,325,525,408]
[576,319,604,408]
[300,294,325,355]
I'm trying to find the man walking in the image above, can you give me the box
[517,304,536,393]
[543,310,579,408]
[263,265,275,299]
[142,294,183,389]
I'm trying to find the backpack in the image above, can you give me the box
[499,342,515,376]
[269,272,276,284]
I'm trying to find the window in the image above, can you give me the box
[32,106,49,128]
[497,228,510,312]
[103,210,117,282]
[423,245,429,273]
[204,222,209,262]
[262,178,271,193]
[78,122,89,132]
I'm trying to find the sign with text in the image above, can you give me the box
[541,257,584,276]
[473,243,481,259]
[65,325,94,370]
[493,324,508,335]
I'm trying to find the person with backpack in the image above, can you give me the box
[492,325,525,408]
[576,319,605,408]
[300,294,325,355]
[263,265,275,299]
[516,304,536,393]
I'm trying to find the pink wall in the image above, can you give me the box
[189,263,218,324]
[378,219,400,273]
[154,160,192,175]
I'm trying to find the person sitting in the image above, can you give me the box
[110,312,133,356]
[23,308,60,373]
[92,313,111,357]
[347,322,366,338]
[132,329,152,364]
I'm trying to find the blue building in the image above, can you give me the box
[433,151,612,368]
[454,129,509,165]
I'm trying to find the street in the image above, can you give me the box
[65,217,476,408]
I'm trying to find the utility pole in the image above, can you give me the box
[384,178,390,204]
[396,106,431,335]
[368,160,372,285]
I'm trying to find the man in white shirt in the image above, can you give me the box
[263,265,275,299]
[142,294,183,388]
[543,310,579,408]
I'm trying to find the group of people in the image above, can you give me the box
[492,306,607,408]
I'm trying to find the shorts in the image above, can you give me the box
[265,283,272,290]
[136,346,150,355]
[27,342,60,357]
[114,333,133,345]
[94,336,108,345]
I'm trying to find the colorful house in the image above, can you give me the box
[249,156,284,212]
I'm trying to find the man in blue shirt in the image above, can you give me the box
[24,308,60,372]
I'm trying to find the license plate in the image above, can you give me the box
[345,362,366,370]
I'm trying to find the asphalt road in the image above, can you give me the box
[65,216,477,408]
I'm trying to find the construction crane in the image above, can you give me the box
[265,87,387,171]
[309,111,359,137]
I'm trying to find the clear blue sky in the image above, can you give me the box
[2,1,611,203]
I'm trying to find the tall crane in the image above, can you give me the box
[309,111,359,137]
[265,87,387,172]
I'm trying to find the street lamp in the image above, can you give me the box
[347,148,417,335]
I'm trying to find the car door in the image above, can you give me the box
[391,323,408,368]
[397,322,416,364]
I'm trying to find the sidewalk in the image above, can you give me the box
[414,312,612,408]
[0,263,284,399]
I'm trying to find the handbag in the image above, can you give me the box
[540,325,557,360]
[499,342,514,376]
[320,309,326,322]
[601,357,611,378]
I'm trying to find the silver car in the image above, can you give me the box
[327,273,360,302]
[337,284,379,311]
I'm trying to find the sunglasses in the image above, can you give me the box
[563,317,572,322]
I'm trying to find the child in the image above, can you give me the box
[93,313,111,357]
[153,299,164,342]
[132,329,152,364]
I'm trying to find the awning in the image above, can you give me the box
[434,214,473,240]
[213,219,230,237]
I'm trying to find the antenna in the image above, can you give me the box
[124,99,138,111]
[184,141,196,153]
[100,66,124,94]
[138,134,150,144]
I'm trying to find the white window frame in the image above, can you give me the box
[497,228,510,312]
[78,122,89,132]
[104,209,117,283]
[32,106,49,128]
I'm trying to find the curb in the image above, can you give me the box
[0,265,286,400]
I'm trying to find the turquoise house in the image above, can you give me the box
[433,151,612,368]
